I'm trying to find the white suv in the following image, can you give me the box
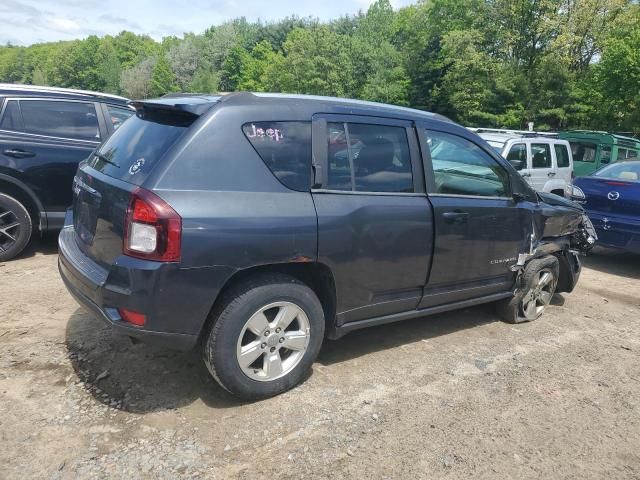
[472,129,574,197]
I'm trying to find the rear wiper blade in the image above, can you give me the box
[94,152,119,168]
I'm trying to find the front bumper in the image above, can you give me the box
[58,220,229,351]
[556,249,582,293]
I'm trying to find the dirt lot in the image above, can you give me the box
[1,236,639,479]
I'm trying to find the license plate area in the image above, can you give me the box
[73,175,102,245]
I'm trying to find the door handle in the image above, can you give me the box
[3,149,35,158]
[547,172,556,177]
[521,172,531,178]
[442,211,469,224]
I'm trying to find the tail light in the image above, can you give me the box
[124,187,181,261]
[604,181,631,186]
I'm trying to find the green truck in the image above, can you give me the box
[558,131,640,177]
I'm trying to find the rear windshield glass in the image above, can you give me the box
[242,121,311,191]
[87,114,189,185]
[594,162,640,182]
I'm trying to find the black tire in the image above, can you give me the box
[0,193,32,262]
[497,255,559,324]
[203,274,325,400]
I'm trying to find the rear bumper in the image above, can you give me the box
[58,217,232,351]
[58,257,198,350]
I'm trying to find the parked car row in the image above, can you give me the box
[470,126,639,254]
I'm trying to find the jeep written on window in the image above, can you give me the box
[58,93,596,399]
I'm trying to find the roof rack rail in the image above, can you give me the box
[468,127,559,138]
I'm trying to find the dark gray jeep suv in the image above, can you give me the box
[58,93,596,399]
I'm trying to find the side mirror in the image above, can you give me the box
[509,159,524,171]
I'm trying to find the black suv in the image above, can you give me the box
[0,84,133,260]
[58,93,596,399]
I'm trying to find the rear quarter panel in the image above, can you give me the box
[147,103,318,302]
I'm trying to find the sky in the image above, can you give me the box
[0,0,416,46]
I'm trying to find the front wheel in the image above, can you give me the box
[203,274,325,400]
[497,255,559,324]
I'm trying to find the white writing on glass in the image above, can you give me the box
[246,124,284,142]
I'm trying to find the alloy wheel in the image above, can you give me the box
[236,301,311,382]
[520,268,555,320]
[0,207,20,254]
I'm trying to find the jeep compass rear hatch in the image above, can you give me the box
[72,96,219,267]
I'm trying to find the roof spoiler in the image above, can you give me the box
[129,95,222,117]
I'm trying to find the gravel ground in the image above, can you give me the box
[1,235,639,479]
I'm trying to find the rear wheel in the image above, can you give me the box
[497,256,559,324]
[203,274,324,399]
[0,193,32,261]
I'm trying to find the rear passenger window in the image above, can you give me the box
[0,100,23,131]
[20,100,100,141]
[571,142,597,163]
[618,148,639,160]
[554,144,570,168]
[426,130,510,198]
[326,122,413,193]
[531,143,552,168]
[243,122,311,192]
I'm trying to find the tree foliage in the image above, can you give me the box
[0,0,638,133]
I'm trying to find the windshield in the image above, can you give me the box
[593,162,640,182]
[87,114,190,185]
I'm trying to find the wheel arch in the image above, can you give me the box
[199,261,337,343]
[0,174,43,231]
[543,178,567,196]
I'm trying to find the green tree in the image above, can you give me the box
[0,1,638,132]
[97,39,121,93]
[150,55,178,97]
[591,22,640,131]
[167,36,200,89]
[222,41,276,91]
[189,68,220,93]
[263,27,357,97]
[120,56,156,99]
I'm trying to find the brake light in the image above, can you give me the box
[604,181,631,186]
[124,187,181,261]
